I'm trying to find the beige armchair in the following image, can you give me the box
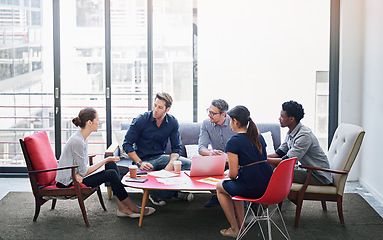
[288,123,365,227]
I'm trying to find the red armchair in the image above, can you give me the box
[20,131,106,227]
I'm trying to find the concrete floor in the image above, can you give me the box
[1,178,382,218]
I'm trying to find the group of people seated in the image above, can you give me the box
[55,92,333,238]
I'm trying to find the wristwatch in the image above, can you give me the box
[136,161,143,168]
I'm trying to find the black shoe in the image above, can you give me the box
[176,191,194,202]
[204,195,219,207]
[149,194,166,206]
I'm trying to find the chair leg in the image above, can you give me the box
[107,186,112,200]
[267,207,272,240]
[294,196,304,228]
[337,195,344,224]
[76,194,90,227]
[33,197,42,222]
[236,203,256,240]
[321,200,327,211]
[278,201,283,210]
[276,204,291,240]
[97,187,107,211]
[51,199,57,210]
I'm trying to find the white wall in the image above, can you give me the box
[359,0,383,204]
[340,0,383,203]
[339,0,364,180]
[198,0,330,127]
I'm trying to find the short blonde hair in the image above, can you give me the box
[155,92,173,109]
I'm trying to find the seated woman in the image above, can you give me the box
[55,107,155,218]
[216,105,273,238]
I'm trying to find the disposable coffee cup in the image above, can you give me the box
[129,165,138,178]
[173,160,182,173]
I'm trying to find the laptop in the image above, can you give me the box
[185,155,226,177]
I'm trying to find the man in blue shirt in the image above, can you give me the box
[123,92,193,206]
[198,99,235,207]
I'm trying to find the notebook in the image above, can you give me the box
[185,155,226,177]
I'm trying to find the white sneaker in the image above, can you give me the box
[177,192,194,202]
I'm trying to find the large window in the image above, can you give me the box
[110,0,148,135]
[60,0,106,161]
[152,0,193,122]
[0,0,54,166]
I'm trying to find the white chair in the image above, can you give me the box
[288,123,365,227]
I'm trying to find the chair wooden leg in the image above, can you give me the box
[107,186,112,200]
[321,200,327,211]
[33,197,42,222]
[294,193,304,228]
[337,195,344,224]
[51,199,57,210]
[77,194,90,227]
[97,187,107,211]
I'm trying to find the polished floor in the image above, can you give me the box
[1,178,382,218]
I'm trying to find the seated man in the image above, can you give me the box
[122,92,193,206]
[198,99,235,207]
[267,100,333,186]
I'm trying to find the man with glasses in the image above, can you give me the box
[122,92,193,206]
[198,99,235,207]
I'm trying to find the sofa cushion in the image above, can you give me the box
[262,131,275,155]
[290,183,337,194]
[185,144,200,158]
[24,131,57,186]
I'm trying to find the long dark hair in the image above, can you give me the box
[72,108,97,128]
[227,105,262,154]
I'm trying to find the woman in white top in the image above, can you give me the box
[56,108,155,218]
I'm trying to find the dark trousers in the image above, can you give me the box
[57,162,129,202]
[83,162,129,201]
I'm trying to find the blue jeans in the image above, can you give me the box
[143,154,191,199]
[83,162,129,201]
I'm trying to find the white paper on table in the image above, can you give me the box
[147,170,179,178]
[156,177,188,185]
[196,177,222,185]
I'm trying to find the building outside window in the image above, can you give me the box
[0,0,53,166]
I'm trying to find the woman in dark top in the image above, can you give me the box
[216,105,273,238]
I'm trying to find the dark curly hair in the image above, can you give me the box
[282,101,305,123]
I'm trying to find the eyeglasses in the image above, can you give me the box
[206,108,221,116]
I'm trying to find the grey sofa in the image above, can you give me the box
[105,122,281,169]
[104,122,281,199]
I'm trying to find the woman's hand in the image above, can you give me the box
[75,173,83,183]
[106,156,120,162]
